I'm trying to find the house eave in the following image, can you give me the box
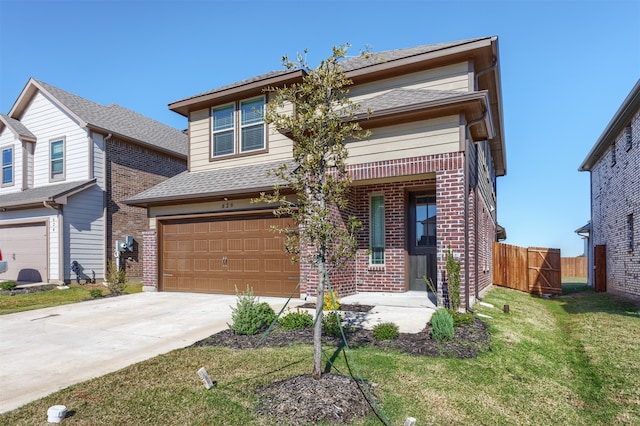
[168,70,306,117]
[579,79,640,172]
[124,186,290,208]
[85,124,187,160]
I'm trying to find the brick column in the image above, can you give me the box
[142,231,158,292]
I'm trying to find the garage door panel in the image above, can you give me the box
[0,222,48,283]
[161,216,299,296]
[227,239,242,252]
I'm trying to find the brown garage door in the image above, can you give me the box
[160,216,299,297]
[0,222,48,282]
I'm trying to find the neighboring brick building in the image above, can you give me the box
[580,79,640,299]
[0,79,187,283]
[127,37,507,309]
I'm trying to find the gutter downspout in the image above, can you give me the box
[43,200,62,284]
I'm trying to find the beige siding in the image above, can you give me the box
[188,106,294,173]
[349,62,471,104]
[347,115,461,165]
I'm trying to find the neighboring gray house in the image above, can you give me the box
[579,79,640,298]
[0,78,187,283]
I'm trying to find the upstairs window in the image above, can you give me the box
[211,96,265,159]
[625,126,633,151]
[370,195,385,265]
[50,138,65,181]
[1,147,13,186]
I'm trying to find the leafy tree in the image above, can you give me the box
[258,45,368,378]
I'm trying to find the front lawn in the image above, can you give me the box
[1,285,638,425]
[0,283,142,315]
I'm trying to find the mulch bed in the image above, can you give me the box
[192,317,490,425]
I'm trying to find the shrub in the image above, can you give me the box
[448,309,474,327]
[431,309,454,341]
[446,248,461,311]
[1,281,17,291]
[228,287,274,336]
[372,322,399,341]
[278,310,314,330]
[89,289,103,299]
[323,289,340,311]
[322,311,343,337]
[105,261,127,296]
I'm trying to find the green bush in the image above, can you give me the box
[431,309,454,341]
[372,322,399,341]
[105,261,127,296]
[278,311,314,330]
[448,309,474,327]
[322,311,343,337]
[89,289,103,298]
[228,287,275,336]
[1,281,17,291]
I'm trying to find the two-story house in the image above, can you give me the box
[0,78,187,283]
[579,79,639,298]
[126,37,506,309]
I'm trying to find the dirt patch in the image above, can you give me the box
[298,303,375,313]
[193,318,490,424]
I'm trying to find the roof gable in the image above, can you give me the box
[8,78,187,158]
[0,114,37,142]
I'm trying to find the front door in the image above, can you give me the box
[408,193,437,291]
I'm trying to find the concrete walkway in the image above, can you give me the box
[0,290,435,413]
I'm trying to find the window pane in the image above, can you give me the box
[52,159,64,177]
[51,140,63,159]
[241,98,264,125]
[3,167,12,184]
[213,106,234,131]
[371,195,384,264]
[2,148,11,166]
[241,124,264,151]
[213,131,234,156]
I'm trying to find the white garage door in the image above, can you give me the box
[0,222,48,282]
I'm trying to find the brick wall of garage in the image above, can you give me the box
[106,138,186,280]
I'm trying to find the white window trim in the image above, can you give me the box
[211,102,236,158]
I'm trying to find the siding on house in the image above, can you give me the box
[64,185,105,281]
[346,115,461,165]
[348,62,472,103]
[19,92,90,186]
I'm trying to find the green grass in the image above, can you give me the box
[0,282,142,315]
[1,286,639,425]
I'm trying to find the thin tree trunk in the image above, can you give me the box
[313,254,326,379]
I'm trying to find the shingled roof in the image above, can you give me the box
[339,38,491,72]
[9,79,187,158]
[0,179,96,209]
[0,114,36,142]
[125,161,294,206]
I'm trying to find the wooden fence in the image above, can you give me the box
[561,256,587,278]
[493,242,562,295]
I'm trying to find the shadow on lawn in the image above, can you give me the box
[556,284,640,318]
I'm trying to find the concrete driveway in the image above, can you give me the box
[0,292,294,413]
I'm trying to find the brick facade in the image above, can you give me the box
[106,138,186,280]
[142,231,158,291]
[297,152,497,309]
[590,109,640,298]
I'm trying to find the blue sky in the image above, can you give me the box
[1,0,639,256]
